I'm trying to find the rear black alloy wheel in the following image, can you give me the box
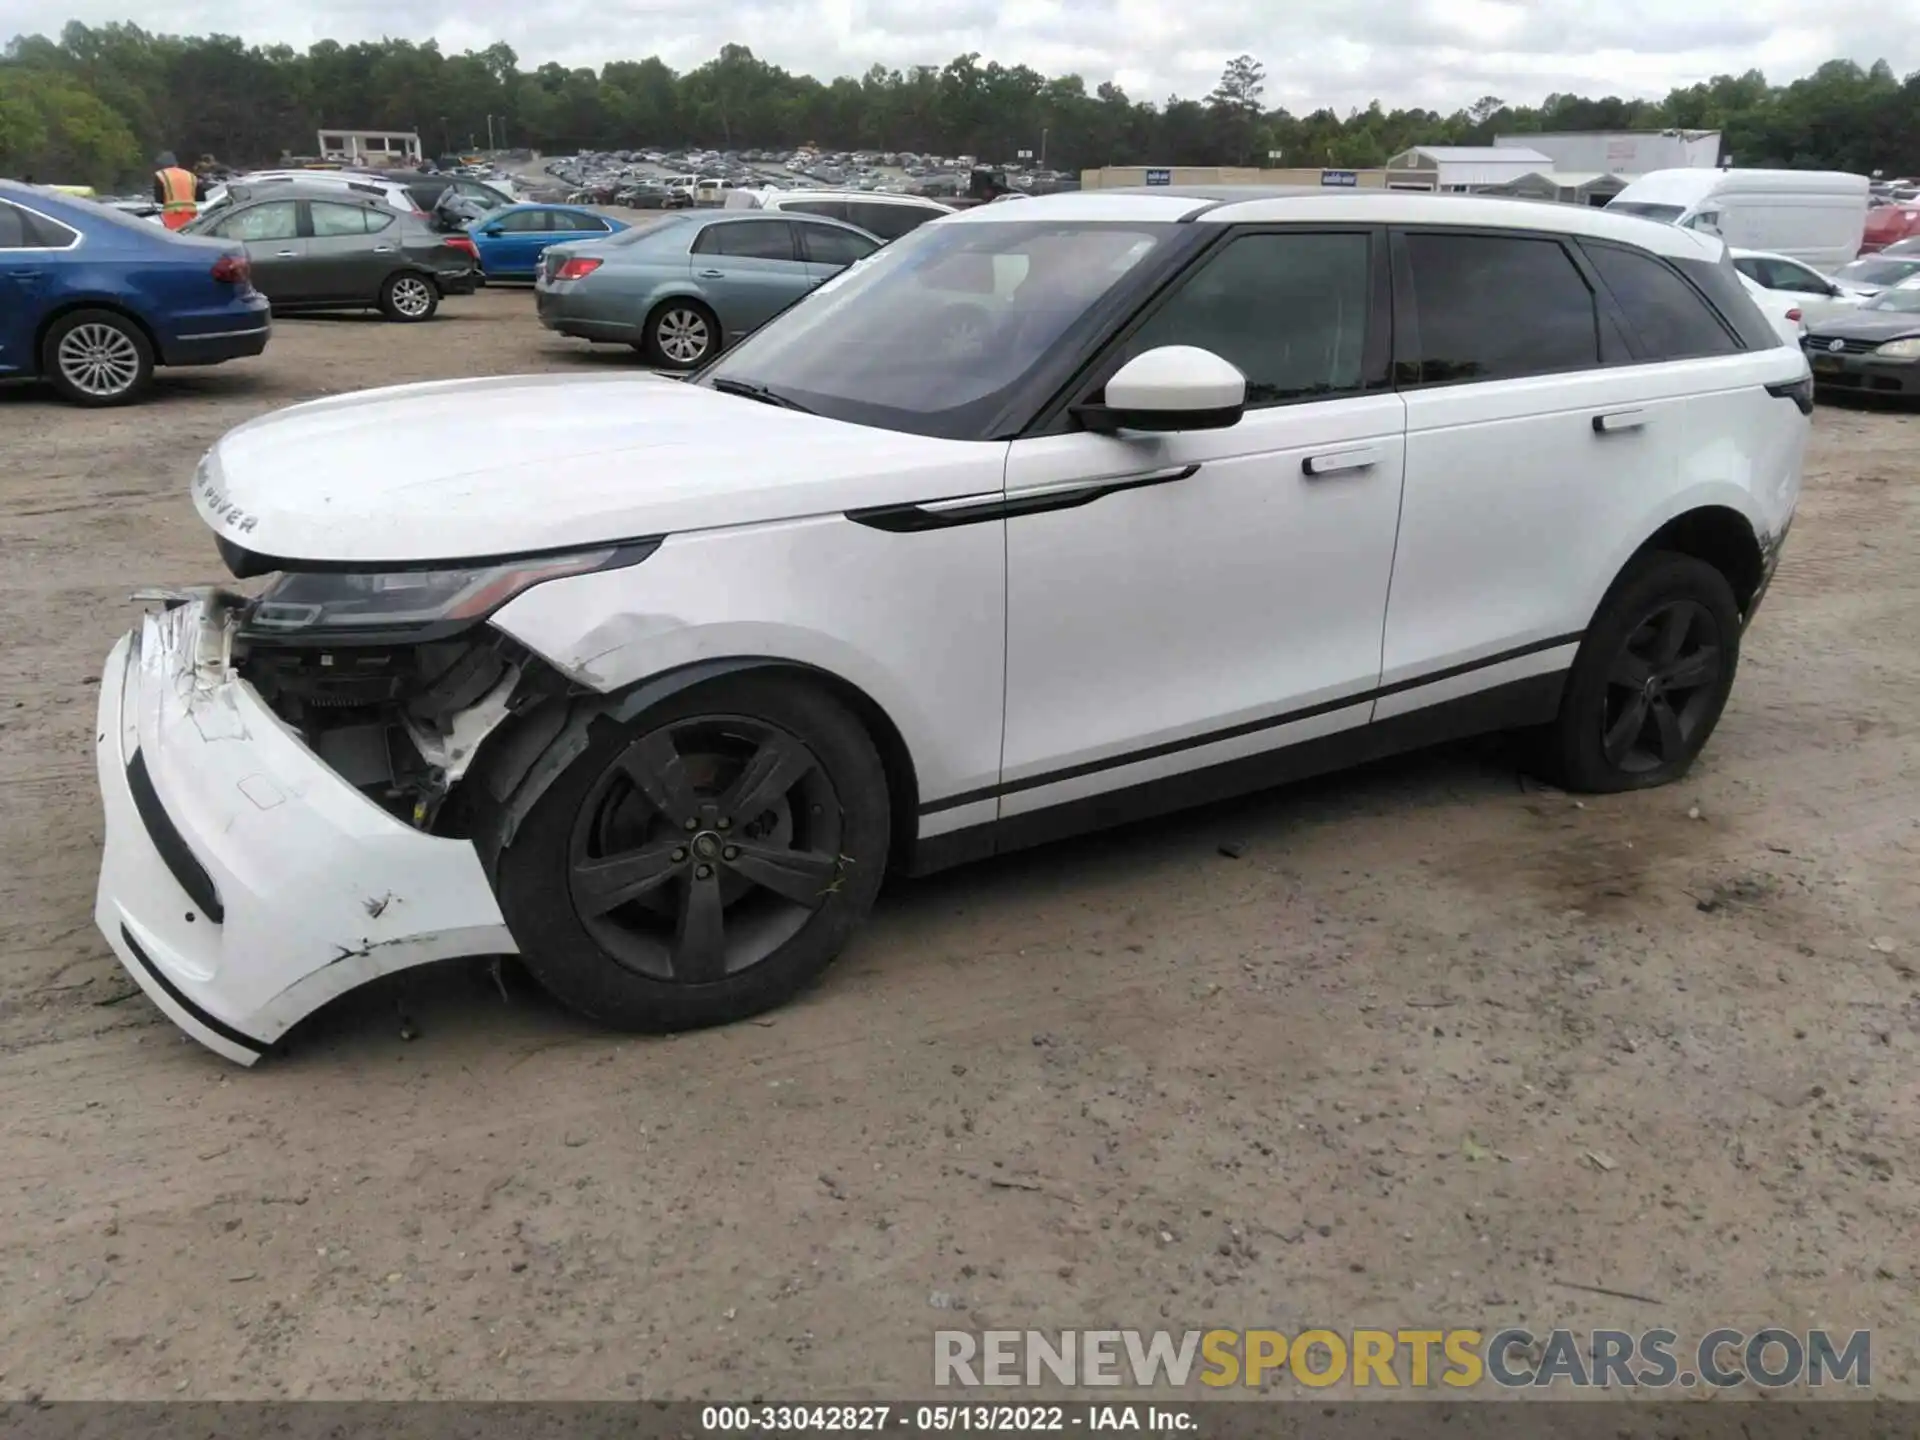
[1599,600,1723,774]
[497,677,889,1030]
[1547,551,1741,793]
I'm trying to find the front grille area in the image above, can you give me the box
[1804,336,1880,354]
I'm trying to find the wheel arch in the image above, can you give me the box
[1628,506,1767,615]
[1592,503,1769,630]
[459,656,923,880]
[34,299,163,371]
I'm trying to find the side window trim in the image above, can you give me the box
[1575,237,1747,359]
[1062,222,1392,420]
[295,200,315,240]
[1390,224,1614,389]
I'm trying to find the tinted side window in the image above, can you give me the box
[310,201,372,236]
[562,211,609,232]
[214,201,299,243]
[798,222,877,267]
[31,211,76,246]
[1670,255,1777,351]
[783,200,849,223]
[1122,231,1371,405]
[697,219,795,260]
[850,202,931,241]
[495,210,546,233]
[1402,232,1598,383]
[0,202,30,247]
[1584,243,1738,360]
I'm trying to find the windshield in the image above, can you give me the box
[1837,257,1920,287]
[701,218,1178,438]
[1607,201,1687,223]
[1865,284,1920,313]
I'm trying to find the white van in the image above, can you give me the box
[1606,169,1870,270]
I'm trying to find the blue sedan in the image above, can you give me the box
[0,180,271,405]
[466,204,628,280]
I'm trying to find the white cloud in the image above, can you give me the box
[11,0,1920,112]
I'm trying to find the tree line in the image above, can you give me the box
[4,23,1919,191]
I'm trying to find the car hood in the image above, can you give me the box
[194,372,999,564]
[1805,311,1920,342]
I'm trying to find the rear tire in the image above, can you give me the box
[379,272,439,323]
[1544,551,1741,793]
[643,299,719,369]
[42,309,153,406]
[496,675,890,1031]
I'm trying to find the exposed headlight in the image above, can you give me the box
[242,542,656,641]
[1873,337,1920,358]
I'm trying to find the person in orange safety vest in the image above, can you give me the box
[152,151,200,230]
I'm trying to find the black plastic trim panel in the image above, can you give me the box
[906,670,1568,877]
[847,465,1201,533]
[126,750,225,923]
[919,631,1584,815]
[119,925,267,1055]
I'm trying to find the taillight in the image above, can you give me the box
[211,253,250,286]
[555,257,602,281]
[442,235,478,257]
[1785,308,1802,323]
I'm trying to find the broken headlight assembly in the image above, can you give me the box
[231,540,657,824]
[239,541,658,645]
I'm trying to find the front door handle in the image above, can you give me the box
[698,268,725,278]
[1302,447,1380,477]
[372,245,394,253]
[1593,409,1645,434]
[273,249,298,257]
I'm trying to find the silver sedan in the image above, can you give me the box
[534,211,883,368]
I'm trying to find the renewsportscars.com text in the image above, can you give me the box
[933,1327,1872,1390]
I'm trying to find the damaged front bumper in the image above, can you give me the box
[94,594,517,1064]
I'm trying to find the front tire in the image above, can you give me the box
[42,310,154,406]
[496,675,890,1031]
[644,299,718,369]
[379,272,439,323]
[1547,551,1741,793]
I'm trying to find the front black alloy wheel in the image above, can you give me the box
[1548,551,1742,793]
[569,717,845,983]
[497,676,890,1031]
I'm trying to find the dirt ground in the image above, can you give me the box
[0,289,1915,1401]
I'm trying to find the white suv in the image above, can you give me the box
[724,187,954,240]
[94,189,1809,1063]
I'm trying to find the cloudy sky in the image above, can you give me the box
[14,0,1920,112]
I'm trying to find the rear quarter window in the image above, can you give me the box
[1582,242,1740,360]
[1665,253,1779,352]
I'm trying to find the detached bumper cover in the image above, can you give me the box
[93,597,516,1064]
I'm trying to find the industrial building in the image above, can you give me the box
[1382,146,1553,192]
[1493,130,1722,175]
[1078,165,1389,190]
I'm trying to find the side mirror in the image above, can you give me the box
[1075,346,1247,435]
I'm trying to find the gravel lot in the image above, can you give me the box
[1,289,1915,1399]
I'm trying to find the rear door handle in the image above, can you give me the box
[698,268,725,278]
[273,249,298,257]
[1593,409,1645,434]
[1302,448,1380,477]
[372,245,394,253]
